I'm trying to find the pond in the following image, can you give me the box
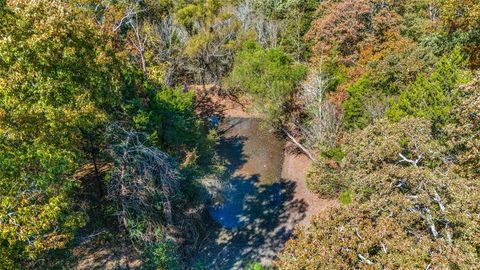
[194,118,308,269]
[208,117,285,229]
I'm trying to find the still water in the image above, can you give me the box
[194,117,305,269]
[208,117,285,229]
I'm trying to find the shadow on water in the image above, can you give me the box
[194,118,308,270]
[218,134,249,176]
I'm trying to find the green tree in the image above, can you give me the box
[0,0,121,265]
[342,76,389,130]
[387,47,471,129]
[226,40,306,128]
[133,86,206,155]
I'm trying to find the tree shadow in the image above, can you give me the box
[196,177,308,269]
[194,86,226,125]
[217,134,249,176]
[194,118,308,270]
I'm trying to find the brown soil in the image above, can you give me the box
[200,85,337,228]
[73,241,142,270]
[193,84,256,119]
[281,144,337,228]
[193,86,337,269]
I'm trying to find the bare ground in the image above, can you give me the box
[281,144,337,228]
[193,88,336,269]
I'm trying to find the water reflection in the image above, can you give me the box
[195,118,308,269]
[208,177,258,229]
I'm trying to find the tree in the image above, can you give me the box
[365,39,437,95]
[181,4,241,86]
[0,0,121,265]
[226,40,306,128]
[299,67,343,150]
[387,47,471,130]
[439,0,480,67]
[440,0,480,33]
[447,73,480,181]
[343,76,373,130]
[276,118,480,269]
[245,0,319,61]
[307,0,401,64]
[132,85,213,159]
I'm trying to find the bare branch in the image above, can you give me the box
[398,153,422,167]
[283,128,315,161]
[106,124,179,244]
[357,254,374,265]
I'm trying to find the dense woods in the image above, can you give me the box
[0,0,478,269]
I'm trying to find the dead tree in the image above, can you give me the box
[295,66,342,157]
[107,124,179,244]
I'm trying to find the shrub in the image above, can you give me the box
[306,159,347,197]
[142,241,179,270]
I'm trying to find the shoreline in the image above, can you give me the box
[195,85,337,228]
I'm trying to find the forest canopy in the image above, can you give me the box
[0,0,479,269]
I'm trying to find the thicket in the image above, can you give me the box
[0,0,220,268]
[276,0,480,269]
[1,0,479,269]
[0,0,322,268]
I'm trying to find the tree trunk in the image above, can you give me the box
[283,128,315,161]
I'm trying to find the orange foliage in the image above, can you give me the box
[307,0,401,65]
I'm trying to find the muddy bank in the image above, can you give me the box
[193,89,336,269]
[281,143,338,228]
[194,119,335,269]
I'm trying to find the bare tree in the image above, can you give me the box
[147,14,189,87]
[234,0,281,48]
[253,16,281,48]
[106,124,179,244]
[235,0,254,30]
[299,66,342,152]
[129,12,148,78]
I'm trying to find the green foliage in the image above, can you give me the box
[387,47,471,129]
[227,40,307,128]
[244,261,272,270]
[252,0,320,60]
[320,146,345,163]
[342,75,390,130]
[174,0,222,33]
[134,86,204,155]
[277,118,480,269]
[342,76,373,130]
[142,241,179,270]
[367,41,437,95]
[1,0,479,268]
[0,144,87,267]
[338,190,352,205]
[0,0,116,264]
[321,46,348,92]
